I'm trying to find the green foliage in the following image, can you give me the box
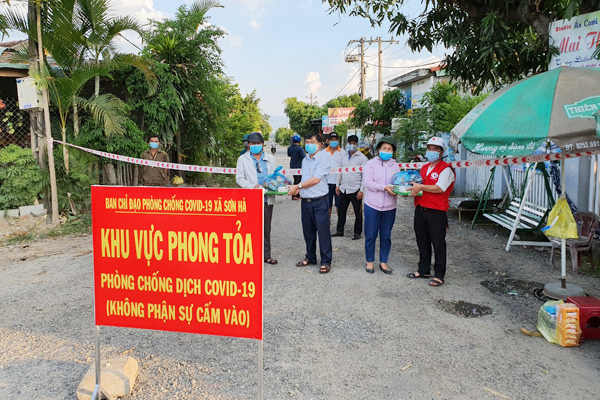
[284,97,323,136]
[422,82,488,133]
[334,122,348,139]
[394,108,430,162]
[126,61,184,146]
[347,89,405,136]
[324,0,599,92]
[0,145,44,209]
[321,94,362,112]
[76,117,148,161]
[47,214,92,237]
[50,147,99,214]
[392,82,486,161]
[275,127,295,145]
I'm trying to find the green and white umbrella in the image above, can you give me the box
[450,67,600,156]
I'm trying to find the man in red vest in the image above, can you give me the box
[407,137,455,287]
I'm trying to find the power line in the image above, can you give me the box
[365,60,441,69]
[330,69,360,99]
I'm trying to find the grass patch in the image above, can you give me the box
[5,231,37,246]
[47,214,92,237]
[578,260,600,279]
[2,214,91,246]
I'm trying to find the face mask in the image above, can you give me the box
[305,143,318,154]
[250,144,263,154]
[379,151,393,161]
[149,142,159,149]
[426,151,440,162]
[330,141,339,148]
[346,144,357,152]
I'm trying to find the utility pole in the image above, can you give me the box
[347,37,397,102]
[36,2,59,224]
[378,37,383,102]
[306,93,317,106]
[360,38,365,100]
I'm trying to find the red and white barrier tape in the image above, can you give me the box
[51,139,238,174]
[50,139,600,176]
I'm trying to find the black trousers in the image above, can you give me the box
[336,190,363,235]
[264,203,273,259]
[414,206,448,281]
[301,198,332,265]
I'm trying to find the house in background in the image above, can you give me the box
[387,65,449,110]
[0,40,31,148]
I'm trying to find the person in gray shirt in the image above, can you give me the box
[332,135,368,240]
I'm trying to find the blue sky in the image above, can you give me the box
[120,0,445,128]
[6,0,445,129]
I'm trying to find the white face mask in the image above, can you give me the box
[346,144,357,152]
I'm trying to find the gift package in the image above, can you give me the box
[391,170,423,196]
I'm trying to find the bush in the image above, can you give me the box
[0,145,44,209]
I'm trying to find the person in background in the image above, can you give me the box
[332,135,368,240]
[236,132,278,265]
[362,136,400,274]
[287,133,333,274]
[324,132,346,222]
[407,136,455,287]
[140,135,169,186]
[287,134,305,200]
[240,133,250,156]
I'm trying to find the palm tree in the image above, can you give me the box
[1,0,155,171]
[144,0,223,163]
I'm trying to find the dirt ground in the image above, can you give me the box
[1,190,600,400]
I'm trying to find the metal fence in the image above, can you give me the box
[465,151,557,209]
[0,97,30,148]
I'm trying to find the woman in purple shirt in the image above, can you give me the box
[362,136,400,274]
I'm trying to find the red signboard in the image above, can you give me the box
[91,186,264,340]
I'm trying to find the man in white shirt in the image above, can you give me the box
[332,135,368,240]
[324,132,346,222]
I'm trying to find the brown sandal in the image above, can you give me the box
[319,265,331,274]
[296,258,316,267]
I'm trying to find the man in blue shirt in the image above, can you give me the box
[288,133,333,273]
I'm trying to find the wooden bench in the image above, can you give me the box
[483,198,551,250]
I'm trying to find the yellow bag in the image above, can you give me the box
[542,198,578,239]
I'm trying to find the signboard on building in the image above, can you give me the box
[549,10,600,70]
[327,107,355,125]
[322,107,355,134]
[91,186,264,340]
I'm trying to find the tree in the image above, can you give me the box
[392,82,487,161]
[283,97,323,136]
[347,89,405,136]
[141,0,226,166]
[1,0,153,173]
[324,0,600,92]
[275,126,294,145]
[321,93,362,111]
[422,82,488,134]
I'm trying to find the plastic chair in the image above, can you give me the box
[550,212,600,275]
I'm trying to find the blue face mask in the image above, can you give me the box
[305,143,318,154]
[149,142,159,149]
[250,144,263,154]
[426,151,440,162]
[346,144,357,152]
[379,151,393,161]
[330,141,339,148]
